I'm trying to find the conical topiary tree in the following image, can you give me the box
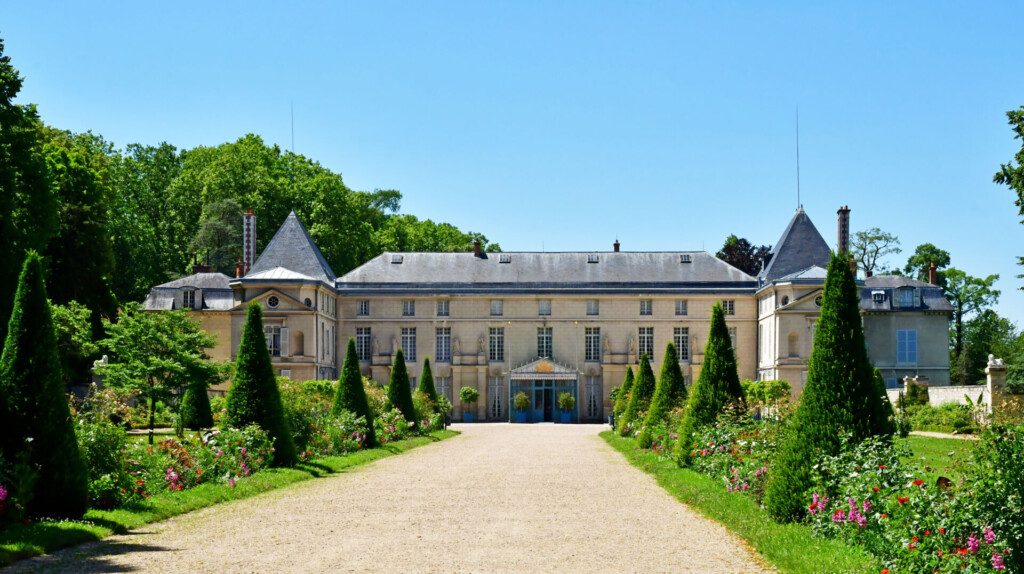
[333,338,377,447]
[224,303,296,466]
[674,303,743,465]
[179,373,214,430]
[764,253,895,521]
[0,252,88,518]
[387,349,416,425]
[617,355,656,436]
[637,342,687,448]
[417,358,439,406]
[612,366,635,424]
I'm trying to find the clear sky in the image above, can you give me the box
[6,2,1024,322]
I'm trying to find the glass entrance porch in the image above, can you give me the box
[508,358,579,423]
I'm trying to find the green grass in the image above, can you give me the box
[0,430,458,567]
[898,434,975,483]
[601,431,877,574]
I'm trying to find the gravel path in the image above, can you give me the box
[10,424,771,573]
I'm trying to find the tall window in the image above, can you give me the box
[674,327,689,361]
[264,326,281,357]
[490,299,504,316]
[183,289,196,309]
[722,300,736,315]
[897,329,918,365]
[537,327,552,358]
[357,300,369,316]
[356,327,371,360]
[538,299,551,316]
[675,300,688,316]
[640,300,653,316]
[436,299,449,317]
[489,327,505,362]
[585,327,601,362]
[898,287,915,308]
[586,299,600,316]
[638,327,654,360]
[401,327,417,362]
[436,327,451,362]
[402,300,415,317]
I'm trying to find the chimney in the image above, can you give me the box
[613,239,620,253]
[243,209,256,274]
[192,262,211,274]
[837,205,851,255]
[865,269,873,278]
[928,262,938,285]
[235,260,243,278]
[473,239,482,258]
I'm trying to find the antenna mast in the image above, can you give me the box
[290,101,295,154]
[796,106,802,210]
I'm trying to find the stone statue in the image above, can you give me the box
[453,337,461,356]
[988,354,1005,367]
[392,335,398,353]
[478,334,486,355]
[92,354,109,370]
[603,336,612,355]
[628,336,636,355]
[372,336,380,356]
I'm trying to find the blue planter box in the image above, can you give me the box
[462,412,476,423]
[513,411,528,423]
[559,411,573,424]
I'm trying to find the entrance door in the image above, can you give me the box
[542,387,554,422]
[532,387,544,422]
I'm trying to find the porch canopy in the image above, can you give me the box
[509,358,579,381]
[508,358,579,423]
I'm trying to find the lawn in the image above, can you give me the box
[601,431,878,574]
[898,433,975,483]
[0,429,458,567]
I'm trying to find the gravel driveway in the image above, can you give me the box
[10,423,770,573]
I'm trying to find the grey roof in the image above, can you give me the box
[144,272,236,311]
[337,251,757,294]
[759,209,832,283]
[864,275,934,289]
[245,211,336,285]
[773,265,828,283]
[155,272,232,290]
[860,275,953,313]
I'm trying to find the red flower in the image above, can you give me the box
[925,530,931,537]
[872,486,880,492]
[912,536,920,543]
[881,569,889,574]
[879,464,887,469]
[937,551,943,557]
[957,548,968,556]
[881,513,888,518]
[898,496,909,505]
[939,528,946,535]
[913,479,924,486]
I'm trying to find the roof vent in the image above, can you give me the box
[391,254,404,264]
[680,254,692,264]
[499,254,511,264]
[587,254,599,264]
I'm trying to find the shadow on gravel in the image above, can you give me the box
[7,541,172,573]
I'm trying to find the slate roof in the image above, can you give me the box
[773,265,828,283]
[143,272,235,311]
[244,211,336,285]
[759,209,832,284]
[860,275,953,313]
[336,251,757,295]
[154,272,232,290]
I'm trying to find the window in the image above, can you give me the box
[267,296,279,308]
[357,300,369,316]
[586,299,600,316]
[728,327,737,347]
[490,299,503,316]
[640,300,653,316]
[781,295,790,306]
[674,327,689,361]
[814,295,823,308]
[897,329,918,365]
[898,287,914,308]
[436,327,451,362]
[537,327,552,358]
[587,254,599,264]
[182,289,196,309]
[436,299,449,317]
[356,327,371,360]
[489,328,505,362]
[585,327,601,362]
[538,299,551,316]
[872,291,885,304]
[675,300,688,316]
[638,327,654,360]
[499,254,511,264]
[264,326,281,356]
[304,297,312,308]
[722,300,735,315]
[436,376,453,404]
[488,377,505,419]
[402,300,415,317]
[401,327,417,362]
[584,376,602,420]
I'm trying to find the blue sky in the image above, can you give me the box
[6,2,1024,323]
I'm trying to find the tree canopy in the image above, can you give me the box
[994,106,1024,288]
[903,243,951,284]
[716,234,771,276]
[944,268,1000,359]
[851,227,901,276]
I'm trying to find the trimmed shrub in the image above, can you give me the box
[674,303,744,466]
[637,342,688,448]
[333,338,377,446]
[387,349,417,425]
[764,254,894,522]
[224,303,296,466]
[180,376,214,430]
[0,252,88,518]
[417,358,439,406]
[612,366,635,423]
[617,355,656,436]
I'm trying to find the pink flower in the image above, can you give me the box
[832,509,846,524]
[984,527,996,545]
[0,484,7,502]
[968,533,979,554]
[862,500,872,513]
[992,553,1005,571]
[228,478,236,488]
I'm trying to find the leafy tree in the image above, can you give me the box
[179,366,215,430]
[637,342,687,448]
[224,303,296,465]
[673,303,744,465]
[952,310,1017,386]
[0,38,56,348]
[376,213,500,253]
[333,338,377,446]
[417,358,439,405]
[944,268,1000,359]
[716,234,771,276]
[100,302,217,444]
[612,366,634,423]
[0,252,88,518]
[50,300,99,387]
[851,227,901,277]
[903,243,951,285]
[994,106,1024,287]
[617,355,656,436]
[189,198,243,275]
[764,254,894,521]
[387,349,416,425]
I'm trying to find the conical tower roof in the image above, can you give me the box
[247,211,336,284]
[759,208,831,283]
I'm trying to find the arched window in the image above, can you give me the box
[293,330,304,356]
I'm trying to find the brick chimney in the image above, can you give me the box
[243,209,256,274]
[929,262,938,284]
[613,239,620,253]
[235,259,244,278]
[837,205,851,255]
[473,239,482,258]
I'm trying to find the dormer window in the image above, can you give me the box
[182,289,197,309]
[872,290,885,304]
[897,287,914,308]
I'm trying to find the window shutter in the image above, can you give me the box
[913,290,921,308]
[280,327,290,357]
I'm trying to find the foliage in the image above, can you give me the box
[715,234,771,276]
[279,377,334,453]
[188,198,242,274]
[374,408,412,444]
[612,367,634,423]
[687,417,784,503]
[459,385,479,404]
[386,349,417,425]
[179,364,222,430]
[557,391,576,411]
[223,303,296,466]
[363,379,389,418]
[0,252,88,519]
[944,268,1000,360]
[741,379,791,410]
[674,303,744,464]
[994,105,1024,289]
[904,403,979,435]
[416,358,440,406]
[50,300,99,387]
[514,391,530,411]
[953,310,1018,387]
[75,420,139,509]
[638,342,687,448]
[617,354,656,436]
[851,227,901,276]
[899,379,931,409]
[903,243,950,285]
[333,339,377,446]
[764,253,894,522]
[301,410,368,459]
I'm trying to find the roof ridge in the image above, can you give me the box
[247,211,336,283]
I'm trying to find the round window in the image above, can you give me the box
[814,295,823,307]
[267,296,279,308]
[304,298,312,308]
[781,296,790,306]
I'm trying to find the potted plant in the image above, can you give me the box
[557,392,576,424]
[513,391,530,423]
[459,386,480,422]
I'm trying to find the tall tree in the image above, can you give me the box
[952,309,1017,386]
[417,358,440,405]
[0,252,88,518]
[903,243,951,284]
[637,342,687,448]
[617,354,656,436]
[944,268,1000,359]
[189,198,243,275]
[0,38,56,347]
[851,227,901,277]
[50,300,99,387]
[994,105,1024,288]
[387,349,416,425]
[612,366,635,423]
[716,234,771,276]
[333,338,377,446]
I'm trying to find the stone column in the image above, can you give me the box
[985,355,1007,417]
